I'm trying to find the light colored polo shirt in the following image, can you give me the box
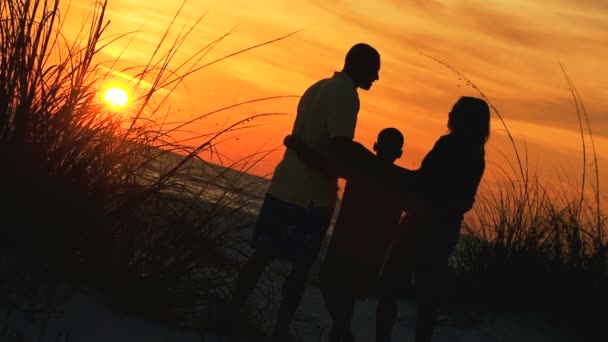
[267,71,360,208]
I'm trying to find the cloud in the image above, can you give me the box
[57,0,608,180]
[387,0,444,8]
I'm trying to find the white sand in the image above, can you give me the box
[1,279,585,342]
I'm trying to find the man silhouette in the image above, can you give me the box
[224,43,382,341]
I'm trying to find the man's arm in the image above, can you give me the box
[283,135,329,174]
[285,134,420,196]
[328,136,377,174]
[328,136,392,179]
[321,84,416,186]
[330,136,419,191]
[283,134,380,179]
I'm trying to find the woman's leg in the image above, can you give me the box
[376,291,398,342]
[413,229,458,342]
[376,263,411,342]
[321,254,357,342]
[413,269,440,342]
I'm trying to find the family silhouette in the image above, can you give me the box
[220,43,490,342]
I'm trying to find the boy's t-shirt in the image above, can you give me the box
[327,172,405,269]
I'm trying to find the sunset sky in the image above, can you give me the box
[62,0,607,195]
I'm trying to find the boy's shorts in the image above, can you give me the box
[319,251,379,300]
[250,194,333,263]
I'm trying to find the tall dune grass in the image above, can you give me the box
[0,0,294,327]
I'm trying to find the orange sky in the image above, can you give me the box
[61,0,607,196]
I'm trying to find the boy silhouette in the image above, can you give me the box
[285,128,416,342]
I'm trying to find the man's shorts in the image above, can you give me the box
[250,194,334,263]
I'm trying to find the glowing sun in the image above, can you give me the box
[103,86,129,110]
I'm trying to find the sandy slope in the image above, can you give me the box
[293,287,582,342]
[1,281,584,342]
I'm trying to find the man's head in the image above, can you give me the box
[373,127,403,162]
[343,43,380,90]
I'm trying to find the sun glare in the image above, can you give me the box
[103,86,129,110]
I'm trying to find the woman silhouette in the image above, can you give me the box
[376,96,490,342]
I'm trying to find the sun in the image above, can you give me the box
[103,86,130,110]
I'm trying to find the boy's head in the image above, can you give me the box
[373,127,403,162]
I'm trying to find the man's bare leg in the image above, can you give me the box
[219,250,274,330]
[268,258,314,341]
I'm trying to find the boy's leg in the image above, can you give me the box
[413,269,440,342]
[320,257,342,341]
[327,294,356,342]
[344,329,356,342]
[376,247,413,342]
[321,254,362,342]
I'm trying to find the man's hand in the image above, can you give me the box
[329,136,422,190]
[283,134,330,174]
[283,135,302,150]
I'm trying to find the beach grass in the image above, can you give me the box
[0,0,289,332]
[426,56,607,334]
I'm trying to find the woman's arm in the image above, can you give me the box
[418,135,485,215]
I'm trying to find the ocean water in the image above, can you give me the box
[144,150,272,217]
[146,149,343,226]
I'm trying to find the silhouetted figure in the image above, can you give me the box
[222,43,382,341]
[321,128,410,342]
[376,96,490,342]
[285,128,418,342]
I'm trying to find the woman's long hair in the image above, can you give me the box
[447,96,490,145]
